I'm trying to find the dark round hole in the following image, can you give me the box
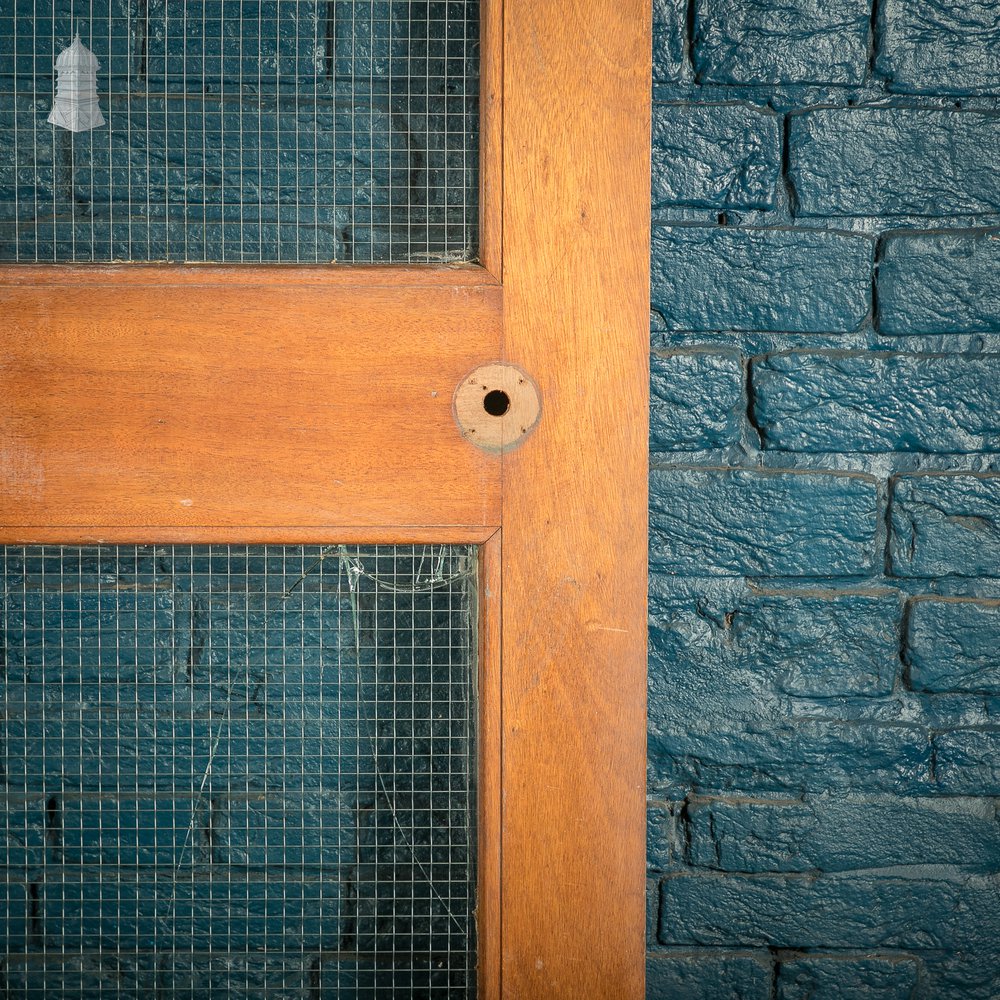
[483,389,511,417]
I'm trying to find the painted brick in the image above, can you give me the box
[649,468,878,576]
[647,801,677,872]
[653,0,688,82]
[1,715,349,794]
[2,956,147,997]
[934,731,1000,795]
[59,798,211,867]
[877,0,1000,96]
[647,950,772,1000]
[889,475,1000,578]
[691,0,870,85]
[650,716,932,797]
[2,590,187,680]
[38,875,343,952]
[648,585,911,795]
[921,953,1000,1000]
[215,794,354,867]
[647,879,661,943]
[752,352,1000,453]
[0,799,47,869]
[686,795,1000,873]
[1,2,326,86]
[650,352,745,451]
[659,872,1000,949]
[652,104,781,210]
[653,585,899,700]
[878,231,1000,336]
[906,599,1000,694]
[789,109,1000,217]
[777,955,919,1000]
[752,594,899,698]
[651,227,873,333]
[740,592,900,697]
[0,881,32,953]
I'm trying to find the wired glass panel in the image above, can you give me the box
[0,2,480,263]
[0,544,478,997]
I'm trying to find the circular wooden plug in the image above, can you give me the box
[453,363,542,453]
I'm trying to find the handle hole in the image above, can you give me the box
[483,389,511,417]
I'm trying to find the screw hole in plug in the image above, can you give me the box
[483,389,511,417]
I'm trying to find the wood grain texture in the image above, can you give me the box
[0,280,502,530]
[479,0,504,280]
[477,531,503,1000]
[500,0,651,996]
[0,263,497,287]
[0,526,500,546]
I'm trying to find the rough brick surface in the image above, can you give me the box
[647,951,772,1000]
[910,955,1000,1000]
[652,104,781,210]
[739,591,900,696]
[906,599,1000,694]
[59,799,211,867]
[659,871,1000,949]
[215,795,354,867]
[933,731,1000,795]
[649,713,932,797]
[878,231,1000,336]
[38,876,343,953]
[692,0,871,85]
[645,0,1000,990]
[647,581,929,797]
[889,475,1000,578]
[650,351,745,451]
[777,955,920,1000]
[877,0,1000,95]
[647,802,678,872]
[649,468,878,576]
[752,352,1000,453]
[789,109,1000,217]
[652,0,688,82]
[651,227,874,333]
[686,796,1000,873]
[649,581,900,700]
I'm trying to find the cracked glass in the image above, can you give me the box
[0,544,478,997]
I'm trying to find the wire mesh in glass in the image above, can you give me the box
[0,544,478,997]
[0,2,480,263]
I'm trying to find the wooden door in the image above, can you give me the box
[0,2,650,995]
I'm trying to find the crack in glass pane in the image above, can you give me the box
[0,544,478,997]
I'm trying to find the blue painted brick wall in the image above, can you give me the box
[648,1,1000,997]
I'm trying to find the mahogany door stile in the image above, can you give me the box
[499,0,651,996]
